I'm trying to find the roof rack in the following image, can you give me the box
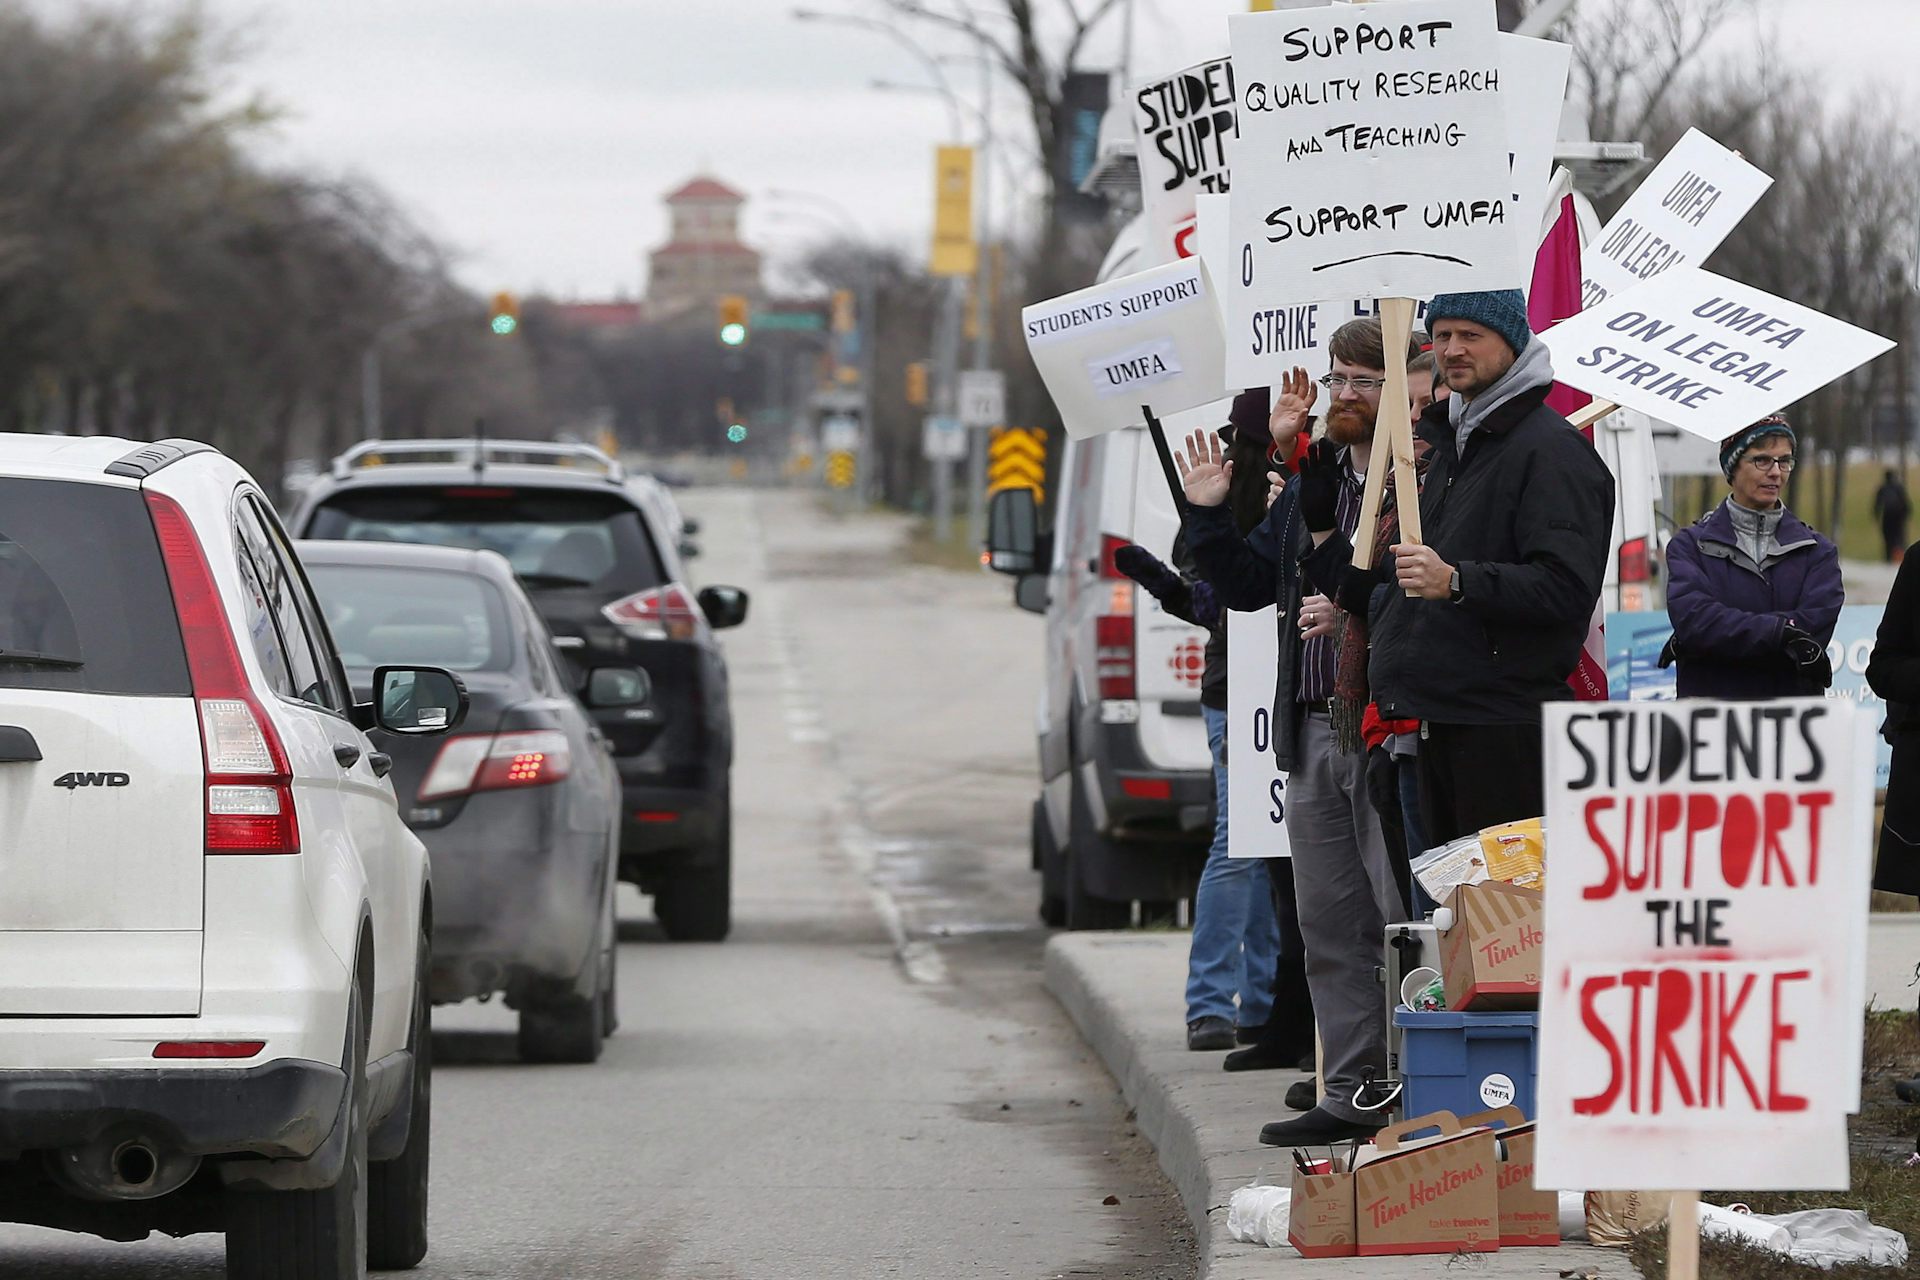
[105,438,214,479]
[330,439,626,483]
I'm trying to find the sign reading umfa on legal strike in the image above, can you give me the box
[1022,259,1227,440]
[1133,57,1237,266]
[1227,0,1522,311]
[1579,128,1772,311]
[1542,266,1897,441]
[1535,700,1875,1192]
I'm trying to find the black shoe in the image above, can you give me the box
[1259,1105,1389,1147]
[1285,1078,1317,1111]
[1235,1022,1267,1045]
[1222,1044,1299,1072]
[1298,1054,1316,1072]
[1186,1016,1235,1051]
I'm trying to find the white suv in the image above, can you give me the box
[0,435,464,1278]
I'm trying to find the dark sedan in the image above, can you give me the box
[301,540,639,1064]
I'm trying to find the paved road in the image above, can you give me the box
[0,489,1195,1279]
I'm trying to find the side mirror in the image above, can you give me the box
[370,666,469,735]
[585,666,652,709]
[987,489,1047,575]
[681,517,702,537]
[697,584,750,630]
[1014,573,1048,614]
[678,538,702,560]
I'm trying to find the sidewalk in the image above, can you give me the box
[1045,932,1638,1279]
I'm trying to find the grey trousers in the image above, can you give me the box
[1286,712,1405,1122]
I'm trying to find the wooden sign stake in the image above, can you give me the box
[1567,397,1621,432]
[1668,1191,1701,1280]
[1348,297,1423,600]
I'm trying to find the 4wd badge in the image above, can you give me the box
[53,772,130,790]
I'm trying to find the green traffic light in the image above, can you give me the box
[491,314,518,336]
[719,322,747,346]
[726,424,748,443]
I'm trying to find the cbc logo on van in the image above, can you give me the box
[1168,638,1205,688]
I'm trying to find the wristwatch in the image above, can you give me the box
[1448,568,1465,604]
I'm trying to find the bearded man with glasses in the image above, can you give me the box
[1663,415,1843,698]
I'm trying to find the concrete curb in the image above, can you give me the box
[1045,931,1637,1279]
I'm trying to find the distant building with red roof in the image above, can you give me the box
[647,174,762,322]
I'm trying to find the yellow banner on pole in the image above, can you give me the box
[930,145,977,277]
[1249,0,1276,9]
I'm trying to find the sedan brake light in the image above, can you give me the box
[418,729,572,801]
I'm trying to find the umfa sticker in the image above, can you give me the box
[1480,1073,1516,1108]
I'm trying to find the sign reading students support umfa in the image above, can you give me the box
[1534,700,1875,1192]
[1022,259,1227,439]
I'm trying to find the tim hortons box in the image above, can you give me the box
[1464,1106,1558,1247]
[1351,1112,1500,1257]
[1439,881,1544,1011]
[1287,1160,1357,1258]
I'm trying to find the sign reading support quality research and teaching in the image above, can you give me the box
[1227,0,1522,311]
[1133,57,1237,267]
[1579,128,1773,311]
[1541,266,1897,441]
[1021,259,1227,440]
[1535,700,1874,1192]
[1227,608,1290,860]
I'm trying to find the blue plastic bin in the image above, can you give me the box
[1392,1009,1539,1122]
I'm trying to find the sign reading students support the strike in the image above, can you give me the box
[1021,259,1227,439]
[1133,57,1237,266]
[1579,128,1772,311]
[1535,700,1874,1191]
[1541,266,1897,441]
[1227,0,1522,313]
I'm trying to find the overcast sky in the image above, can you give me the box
[80,0,1917,299]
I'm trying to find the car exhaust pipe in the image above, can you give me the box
[48,1133,201,1201]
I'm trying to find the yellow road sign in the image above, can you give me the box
[825,450,856,490]
[988,427,1046,504]
[930,146,977,278]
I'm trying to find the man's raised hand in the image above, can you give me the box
[1269,366,1317,452]
[1175,428,1232,507]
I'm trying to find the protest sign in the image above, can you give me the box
[1022,259,1227,440]
[1227,608,1290,859]
[1579,128,1772,311]
[1541,266,1897,441]
[1227,0,1522,311]
[1498,33,1572,269]
[1133,57,1237,266]
[1535,699,1875,1191]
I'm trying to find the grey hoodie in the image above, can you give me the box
[1449,337,1556,458]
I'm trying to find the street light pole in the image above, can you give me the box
[965,54,994,551]
[360,305,467,439]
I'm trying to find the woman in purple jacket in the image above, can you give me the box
[1664,416,1843,699]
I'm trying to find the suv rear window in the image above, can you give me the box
[307,564,513,674]
[305,488,664,595]
[0,479,190,696]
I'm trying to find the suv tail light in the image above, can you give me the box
[419,729,573,801]
[1094,534,1137,700]
[146,493,300,856]
[603,584,704,641]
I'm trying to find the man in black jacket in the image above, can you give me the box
[1304,289,1613,843]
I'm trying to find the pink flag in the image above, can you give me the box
[1529,174,1610,701]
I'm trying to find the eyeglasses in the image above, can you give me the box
[1746,456,1796,474]
[1319,374,1385,392]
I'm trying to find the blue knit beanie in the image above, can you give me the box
[1425,289,1532,356]
[1719,415,1796,480]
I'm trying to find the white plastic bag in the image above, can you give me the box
[1770,1208,1908,1270]
[1226,1184,1291,1247]
[1699,1203,1792,1253]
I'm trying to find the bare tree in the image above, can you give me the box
[1559,0,1763,145]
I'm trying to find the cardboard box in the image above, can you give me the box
[1464,1106,1558,1247]
[1439,881,1544,1011]
[1287,1162,1357,1258]
[1351,1111,1501,1256]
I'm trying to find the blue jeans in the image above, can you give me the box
[1187,705,1283,1025]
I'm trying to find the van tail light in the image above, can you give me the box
[146,493,300,856]
[1097,533,1130,580]
[1619,536,1650,583]
[1096,614,1137,700]
[418,730,572,801]
[602,584,704,641]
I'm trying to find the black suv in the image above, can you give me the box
[291,439,748,940]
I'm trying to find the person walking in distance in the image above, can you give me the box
[1663,418,1842,699]
[1176,319,1416,1146]
[1874,469,1911,564]
[1307,291,1613,846]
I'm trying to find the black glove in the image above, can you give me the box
[1335,566,1385,617]
[1782,623,1824,668]
[1113,544,1181,597]
[1365,745,1400,822]
[1296,438,1342,534]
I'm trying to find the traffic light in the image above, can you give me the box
[726,423,748,444]
[905,361,929,407]
[489,291,520,336]
[717,295,749,347]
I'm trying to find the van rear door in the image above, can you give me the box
[0,478,204,1015]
